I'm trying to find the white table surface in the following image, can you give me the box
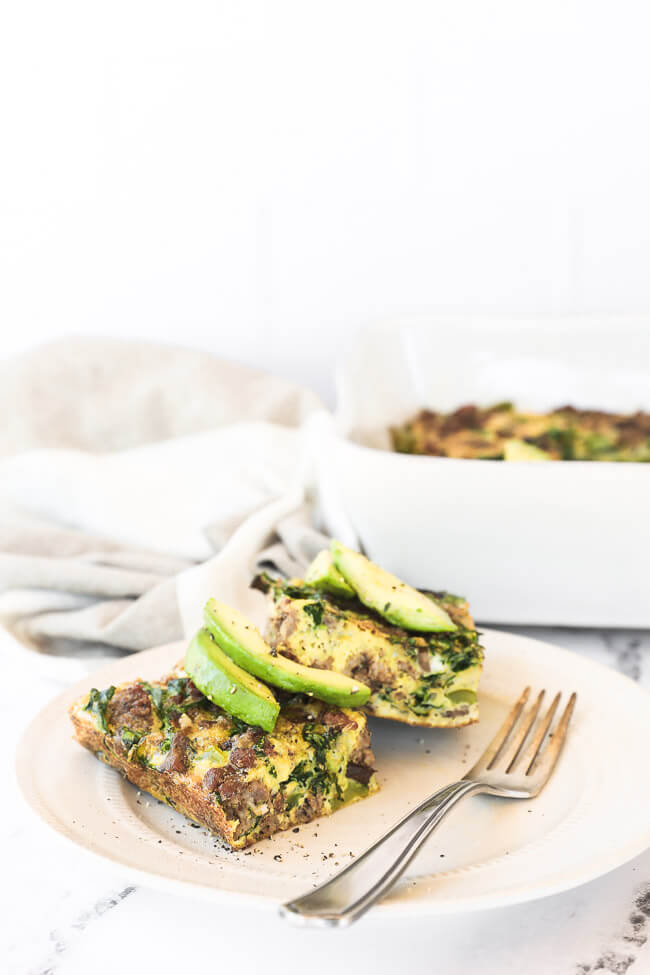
[5,626,650,975]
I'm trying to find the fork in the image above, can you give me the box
[280,686,576,927]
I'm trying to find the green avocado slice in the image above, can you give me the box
[185,628,280,732]
[446,689,478,705]
[330,540,457,633]
[203,599,371,707]
[304,550,355,598]
[503,439,551,462]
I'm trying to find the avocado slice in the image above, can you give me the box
[446,689,478,705]
[330,540,457,633]
[203,599,371,707]
[185,627,280,732]
[503,439,551,462]
[304,550,355,598]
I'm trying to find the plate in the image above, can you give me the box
[16,628,650,916]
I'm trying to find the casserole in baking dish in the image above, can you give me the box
[321,318,650,626]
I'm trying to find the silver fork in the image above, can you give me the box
[280,686,577,927]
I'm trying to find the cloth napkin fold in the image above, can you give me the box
[0,339,333,676]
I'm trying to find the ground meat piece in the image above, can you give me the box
[441,405,481,435]
[276,610,298,642]
[347,725,374,769]
[222,726,270,753]
[169,710,199,731]
[167,680,203,707]
[226,779,276,842]
[278,647,300,663]
[196,715,232,732]
[230,727,263,748]
[421,441,445,456]
[214,776,273,839]
[229,747,257,770]
[160,733,191,774]
[280,705,309,724]
[305,657,335,671]
[348,657,371,685]
[321,710,357,730]
[202,766,230,793]
[106,683,152,736]
[616,424,647,447]
[216,772,241,800]
[246,780,269,805]
[441,706,469,719]
[419,409,438,423]
[345,763,375,786]
[348,649,393,690]
[264,601,301,647]
[321,607,346,632]
[292,793,324,823]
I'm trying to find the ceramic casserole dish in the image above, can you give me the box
[318,318,649,627]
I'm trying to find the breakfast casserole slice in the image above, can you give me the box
[258,573,484,729]
[70,668,378,850]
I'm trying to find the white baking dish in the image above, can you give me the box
[320,318,650,627]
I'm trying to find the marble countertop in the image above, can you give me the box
[5,626,650,975]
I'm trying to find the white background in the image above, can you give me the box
[2,1,650,402]
[3,8,650,972]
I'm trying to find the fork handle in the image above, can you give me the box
[280,779,486,927]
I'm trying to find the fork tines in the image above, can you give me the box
[474,686,577,780]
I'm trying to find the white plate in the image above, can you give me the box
[16,629,650,917]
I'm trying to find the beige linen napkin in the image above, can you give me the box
[0,339,328,672]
